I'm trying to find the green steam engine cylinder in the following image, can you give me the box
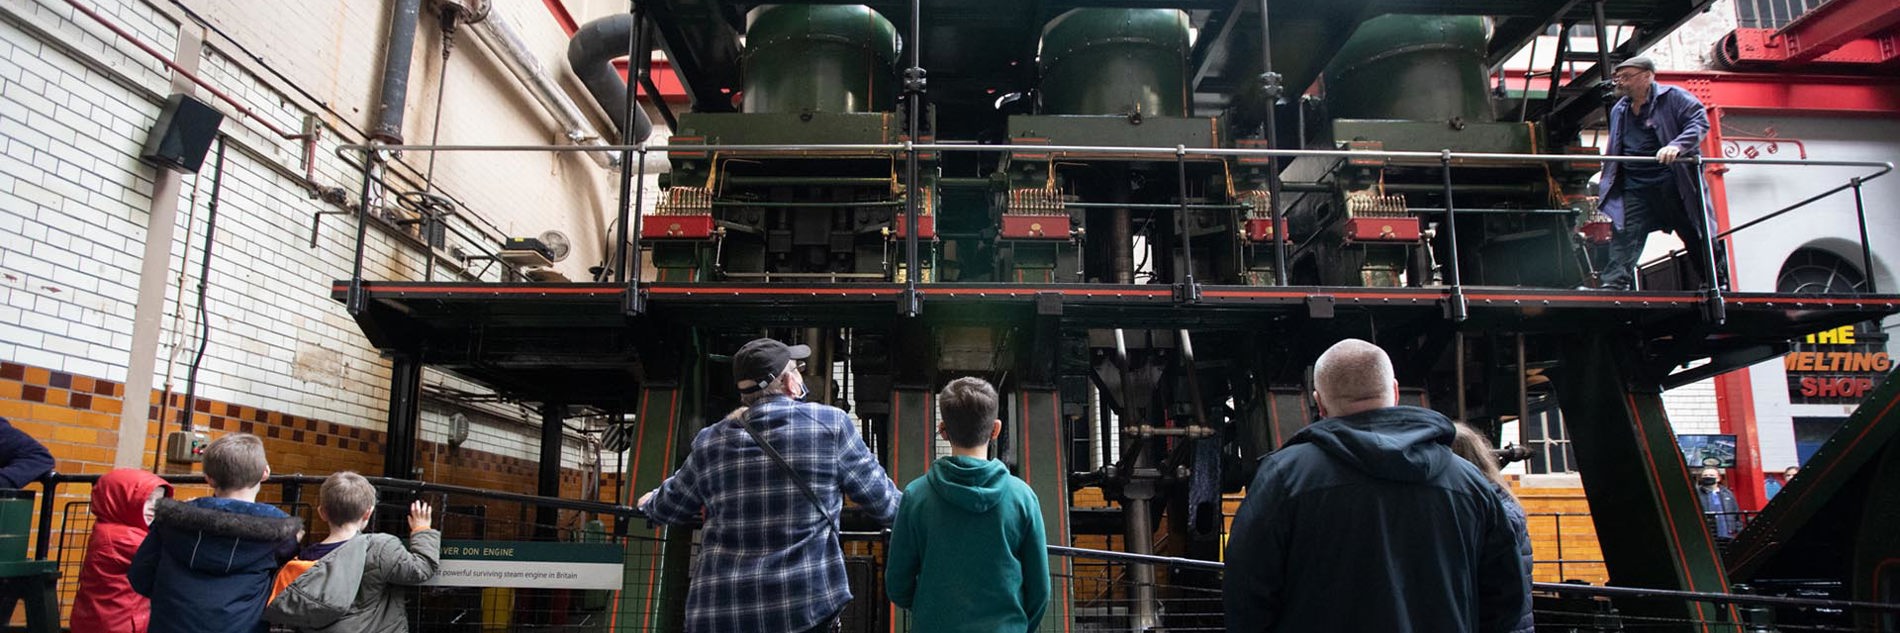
[742,5,899,113]
[1039,9,1190,117]
[1324,15,1494,123]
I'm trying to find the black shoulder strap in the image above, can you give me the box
[738,413,839,535]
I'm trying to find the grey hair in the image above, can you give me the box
[739,361,796,407]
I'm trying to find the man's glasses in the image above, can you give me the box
[1611,70,1648,84]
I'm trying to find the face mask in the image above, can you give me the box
[1700,477,1718,486]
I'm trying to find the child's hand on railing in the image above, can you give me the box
[408,500,433,533]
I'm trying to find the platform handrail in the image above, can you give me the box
[30,471,645,560]
[332,141,1895,172]
[330,140,1890,330]
[1048,544,1900,615]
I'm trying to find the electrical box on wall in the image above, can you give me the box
[165,430,209,464]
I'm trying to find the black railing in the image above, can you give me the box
[333,140,1895,331]
[26,471,1900,632]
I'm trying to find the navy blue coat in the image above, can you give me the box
[0,418,52,488]
[129,497,302,633]
[1223,406,1531,633]
[1599,83,1710,232]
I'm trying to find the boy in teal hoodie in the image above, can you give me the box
[887,377,1050,633]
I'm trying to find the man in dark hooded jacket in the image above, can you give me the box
[1223,339,1530,633]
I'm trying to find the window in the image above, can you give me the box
[1777,248,1869,294]
[1522,407,1575,474]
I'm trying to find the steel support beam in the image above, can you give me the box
[383,353,423,480]
[1727,370,1900,578]
[1556,334,1739,631]
[536,401,566,540]
[1013,389,1076,631]
[1661,70,1900,115]
[886,388,937,490]
[620,386,691,633]
[1777,0,1900,62]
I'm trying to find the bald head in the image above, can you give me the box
[1313,339,1398,417]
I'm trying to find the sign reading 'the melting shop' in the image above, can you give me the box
[1785,324,1890,404]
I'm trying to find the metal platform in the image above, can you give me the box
[330,280,1900,407]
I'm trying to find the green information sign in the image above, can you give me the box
[423,540,624,590]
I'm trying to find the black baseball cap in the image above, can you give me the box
[732,338,811,393]
[1614,56,1656,73]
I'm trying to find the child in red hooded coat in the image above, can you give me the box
[71,468,172,633]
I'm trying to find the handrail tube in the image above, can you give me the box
[31,470,1900,616]
[1714,179,1862,239]
[331,142,1890,295]
[40,472,642,518]
[1696,166,1727,322]
[1853,178,1877,293]
[1441,151,1466,321]
[900,0,923,317]
[328,142,1900,172]
[1045,544,1900,614]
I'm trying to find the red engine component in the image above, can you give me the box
[1245,218,1288,243]
[893,214,936,239]
[1001,215,1070,240]
[642,214,715,239]
[1580,220,1615,244]
[1343,217,1421,242]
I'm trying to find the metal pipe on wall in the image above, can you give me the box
[462,1,619,168]
[372,0,422,143]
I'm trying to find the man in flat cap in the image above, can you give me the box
[1591,56,1727,292]
[640,337,900,633]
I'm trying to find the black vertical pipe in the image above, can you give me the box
[623,10,651,316]
[1454,332,1468,421]
[901,0,923,316]
[372,0,422,143]
[347,150,376,315]
[179,138,227,433]
[613,2,643,284]
[1258,0,1288,285]
[537,401,565,539]
[1175,148,1200,301]
[1694,167,1726,324]
[1592,1,1615,123]
[33,481,56,560]
[383,354,422,480]
[1852,178,1877,293]
[1441,151,1467,321]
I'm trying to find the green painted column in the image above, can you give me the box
[618,386,690,633]
[1556,334,1739,632]
[1012,388,1075,632]
[883,387,935,633]
[885,388,937,491]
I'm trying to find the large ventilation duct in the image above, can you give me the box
[567,13,656,143]
[741,5,899,113]
[1038,9,1191,117]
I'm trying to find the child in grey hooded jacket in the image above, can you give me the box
[267,472,440,633]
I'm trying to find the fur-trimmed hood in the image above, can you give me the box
[151,497,301,576]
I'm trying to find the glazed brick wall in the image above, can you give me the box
[0,359,609,626]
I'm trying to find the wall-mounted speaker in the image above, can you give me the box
[141,93,224,173]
